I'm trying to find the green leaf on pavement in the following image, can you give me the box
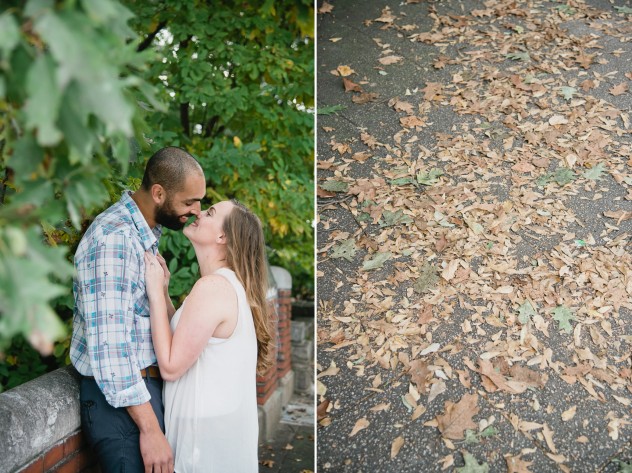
[559,86,577,101]
[506,51,530,61]
[390,177,415,186]
[614,6,632,14]
[480,426,499,437]
[518,300,537,324]
[457,452,489,473]
[413,263,439,294]
[380,210,413,227]
[552,306,576,333]
[362,252,392,271]
[318,104,346,115]
[614,458,632,472]
[554,167,576,186]
[583,162,606,181]
[330,239,358,261]
[320,180,349,192]
[417,168,443,186]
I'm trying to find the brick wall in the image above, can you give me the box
[16,431,98,473]
[256,298,280,405]
[276,288,293,379]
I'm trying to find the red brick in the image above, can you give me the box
[43,442,64,470]
[52,454,79,473]
[18,456,44,473]
[257,387,276,405]
[64,432,85,456]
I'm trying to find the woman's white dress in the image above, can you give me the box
[163,268,258,473]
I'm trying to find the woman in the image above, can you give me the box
[144,199,273,472]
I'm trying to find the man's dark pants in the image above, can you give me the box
[80,375,164,472]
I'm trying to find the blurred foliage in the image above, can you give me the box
[0,0,314,392]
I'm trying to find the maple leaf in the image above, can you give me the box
[551,306,575,333]
[559,86,577,101]
[456,452,489,473]
[414,263,439,294]
[518,301,537,324]
[583,162,606,180]
[553,167,576,186]
[417,168,443,185]
[361,252,391,271]
[330,239,357,261]
[400,116,426,128]
[609,82,629,96]
[379,209,413,227]
[318,1,334,14]
[437,393,479,440]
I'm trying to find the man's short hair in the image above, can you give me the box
[140,147,203,193]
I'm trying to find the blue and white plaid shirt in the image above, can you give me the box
[71,191,162,408]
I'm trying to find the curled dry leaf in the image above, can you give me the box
[390,436,405,459]
[349,417,370,437]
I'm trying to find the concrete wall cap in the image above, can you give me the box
[0,366,81,473]
[270,266,292,290]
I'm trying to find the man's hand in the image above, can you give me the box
[127,402,174,473]
[139,426,174,473]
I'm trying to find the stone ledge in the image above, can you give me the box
[0,366,81,473]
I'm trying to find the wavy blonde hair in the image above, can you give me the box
[223,200,273,374]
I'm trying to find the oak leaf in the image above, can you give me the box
[437,393,479,440]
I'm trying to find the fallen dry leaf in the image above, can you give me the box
[318,1,333,14]
[609,82,628,96]
[436,393,479,440]
[390,436,405,459]
[349,417,370,437]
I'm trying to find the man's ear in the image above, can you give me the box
[151,184,166,205]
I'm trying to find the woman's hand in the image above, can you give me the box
[144,252,165,298]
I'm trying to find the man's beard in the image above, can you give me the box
[155,199,190,231]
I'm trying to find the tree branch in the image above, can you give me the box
[137,20,168,52]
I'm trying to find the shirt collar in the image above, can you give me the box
[120,191,162,251]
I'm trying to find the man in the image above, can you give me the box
[70,147,206,472]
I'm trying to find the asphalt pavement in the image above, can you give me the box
[317,0,632,472]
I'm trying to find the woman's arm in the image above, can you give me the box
[144,253,237,381]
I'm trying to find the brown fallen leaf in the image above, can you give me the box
[284,443,294,450]
[318,1,334,14]
[317,186,335,198]
[337,65,355,77]
[350,417,370,437]
[549,115,568,126]
[391,436,405,459]
[409,359,431,392]
[379,55,403,65]
[400,116,426,128]
[436,393,479,440]
[352,92,379,104]
[343,77,362,93]
[317,399,330,421]
[351,151,372,162]
[609,82,628,96]
[261,459,275,468]
[505,454,534,473]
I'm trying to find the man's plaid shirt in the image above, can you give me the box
[71,191,162,408]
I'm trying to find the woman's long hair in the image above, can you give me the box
[223,200,273,374]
